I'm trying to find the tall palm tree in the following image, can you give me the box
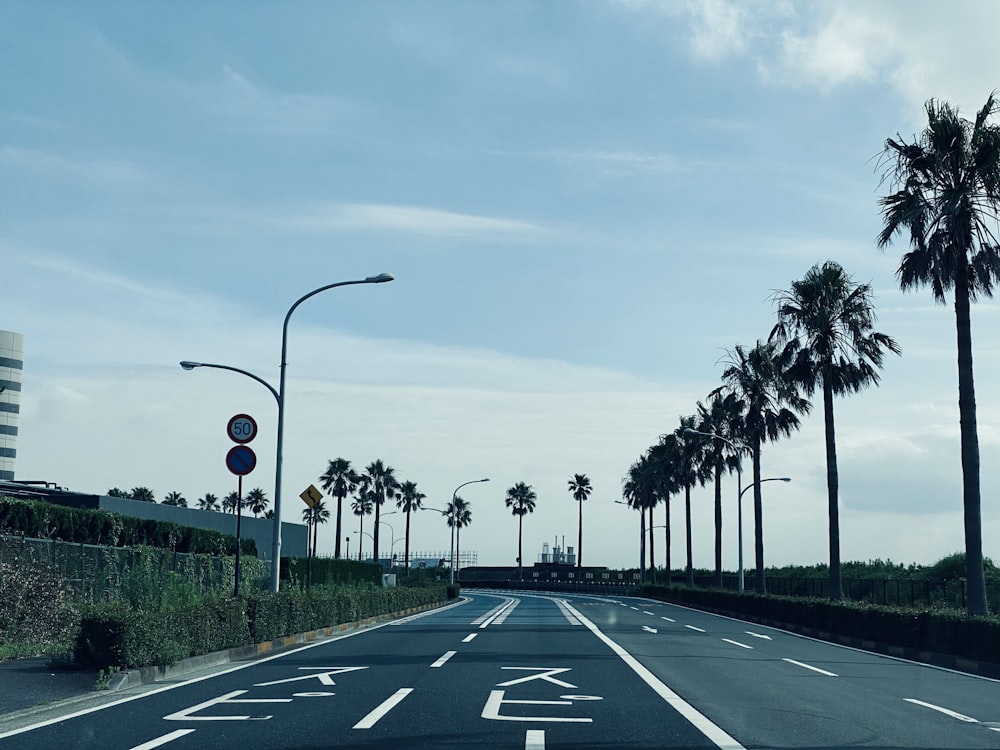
[351,490,374,561]
[446,496,472,577]
[364,459,399,565]
[567,474,592,567]
[695,391,744,588]
[246,488,269,518]
[623,455,656,581]
[674,415,708,587]
[877,94,1000,614]
[130,487,155,503]
[319,457,358,559]
[396,480,425,571]
[310,500,330,558]
[222,491,240,514]
[770,260,901,600]
[196,493,220,511]
[504,482,537,581]
[713,341,810,593]
[648,436,681,581]
[163,491,187,507]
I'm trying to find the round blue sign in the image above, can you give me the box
[226,445,257,476]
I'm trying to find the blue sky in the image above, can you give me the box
[4,1,1000,571]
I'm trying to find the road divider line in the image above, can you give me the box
[353,688,414,729]
[643,611,655,616]
[525,729,545,749]
[554,598,581,625]
[129,730,196,750]
[472,599,514,625]
[722,639,753,650]
[685,625,706,633]
[783,659,838,677]
[744,632,771,640]
[562,600,746,750]
[463,633,478,643]
[431,651,457,668]
[903,698,978,723]
[661,617,676,623]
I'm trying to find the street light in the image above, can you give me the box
[446,478,489,586]
[615,499,645,583]
[181,272,394,592]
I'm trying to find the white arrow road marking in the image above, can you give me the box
[904,698,978,723]
[642,626,658,634]
[783,659,838,677]
[129,730,196,750]
[722,639,753,649]
[685,625,706,632]
[525,729,546,749]
[745,631,772,640]
[353,688,414,729]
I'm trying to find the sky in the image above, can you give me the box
[3,0,1000,573]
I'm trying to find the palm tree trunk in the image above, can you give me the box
[824,373,844,600]
[334,495,343,558]
[358,514,365,562]
[639,507,646,584]
[373,502,381,567]
[577,497,583,568]
[664,495,670,583]
[456,526,462,580]
[685,484,693,586]
[714,459,723,588]
[753,436,767,594]
[955,269,988,614]
[647,505,655,584]
[404,508,411,571]
[517,514,523,581]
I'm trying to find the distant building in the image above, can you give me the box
[0,330,23,481]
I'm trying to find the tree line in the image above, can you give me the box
[105,486,273,518]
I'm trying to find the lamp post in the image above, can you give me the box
[615,500,645,584]
[180,272,394,593]
[447,478,489,585]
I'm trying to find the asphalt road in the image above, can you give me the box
[2,591,1000,749]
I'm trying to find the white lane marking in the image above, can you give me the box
[353,688,414,729]
[722,639,753,650]
[431,651,457,668]
[463,633,478,643]
[661,617,676,623]
[482,691,592,723]
[525,729,546,749]
[562,600,746,750]
[904,698,978,723]
[642,626,658,634]
[494,599,519,625]
[554,598,581,625]
[254,666,367,687]
[498,667,577,689]
[685,625,706,633]
[745,632,772,640]
[0,596,469,740]
[473,599,515,625]
[630,606,640,611]
[783,659,838,677]
[643,611,656,616]
[129,730,196,750]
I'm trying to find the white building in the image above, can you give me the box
[0,330,23,481]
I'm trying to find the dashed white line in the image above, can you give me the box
[904,698,978,723]
[643,611,656,616]
[685,625,706,633]
[783,659,838,677]
[661,616,676,623]
[630,606,640,611]
[353,688,414,729]
[129,730,196,750]
[745,631,772,640]
[463,633,478,643]
[431,651,457,668]
[722,638,753,650]
[525,729,546,749]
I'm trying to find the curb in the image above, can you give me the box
[105,600,445,691]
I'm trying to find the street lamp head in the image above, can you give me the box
[365,273,394,283]
[179,361,202,371]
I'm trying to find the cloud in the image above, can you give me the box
[0,146,144,186]
[529,148,689,177]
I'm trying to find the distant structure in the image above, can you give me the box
[0,330,23,481]
[538,536,575,566]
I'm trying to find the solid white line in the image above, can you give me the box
[554,599,581,625]
[744,632,772,640]
[525,729,546,749]
[783,659,838,677]
[903,698,978,723]
[463,633,478,643]
[353,688,414,729]
[685,625,706,633]
[722,639,753,650]
[472,599,514,625]
[431,651,457,668]
[129,730,196,750]
[562,600,746,750]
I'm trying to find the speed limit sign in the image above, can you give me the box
[227,413,258,444]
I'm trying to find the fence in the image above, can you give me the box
[0,533,266,603]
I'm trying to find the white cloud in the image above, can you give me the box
[0,146,144,186]
[530,148,688,176]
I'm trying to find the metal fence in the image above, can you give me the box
[0,533,265,602]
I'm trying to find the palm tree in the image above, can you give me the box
[505,482,537,581]
[319,457,359,559]
[877,94,1000,614]
[351,490,374,561]
[106,487,129,498]
[695,391,744,588]
[770,260,901,600]
[396,480,425,570]
[246,488,269,518]
[674,415,708,587]
[446,496,473,577]
[130,487,155,503]
[363,459,399,565]
[713,341,810,593]
[567,474,592,567]
[310,500,330,558]
[196,493,220,511]
[162,491,187,507]
[623,455,657,581]
[222,491,240,514]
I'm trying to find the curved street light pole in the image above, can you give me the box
[449,478,490,585]
[182,272,394,593]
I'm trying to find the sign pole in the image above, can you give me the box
[234,475,243,597]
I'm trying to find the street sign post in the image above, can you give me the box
[300,484,323,508]
[227,413,258,444]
